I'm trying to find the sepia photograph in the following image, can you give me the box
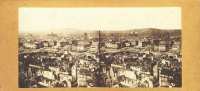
[18,7,181,88]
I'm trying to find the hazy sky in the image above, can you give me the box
[19,7,181,33]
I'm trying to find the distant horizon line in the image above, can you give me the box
[19,27,181,33]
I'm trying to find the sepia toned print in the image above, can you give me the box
[18,8,181,88]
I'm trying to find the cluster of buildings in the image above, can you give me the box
[19,30,181,88]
